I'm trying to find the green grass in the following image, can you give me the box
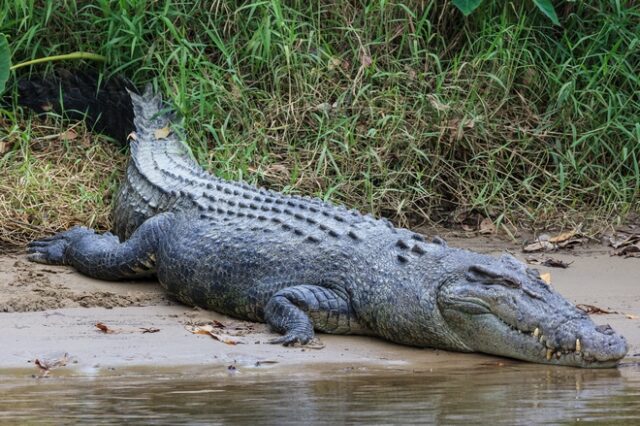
[1,1,638,236]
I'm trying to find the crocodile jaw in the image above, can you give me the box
[440,308,628,368]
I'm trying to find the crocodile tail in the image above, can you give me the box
[16,69,137,145]
[113,84,200,239]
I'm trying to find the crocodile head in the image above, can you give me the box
[437,253,628,368]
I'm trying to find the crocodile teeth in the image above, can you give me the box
[533,328,540,338]
[540,334,545,343]
[576,338,581,352]
[546,349,553,360]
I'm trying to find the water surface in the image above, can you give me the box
[1,362,638,425]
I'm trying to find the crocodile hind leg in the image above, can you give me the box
[27,213,174,281]
[264,285,363,345]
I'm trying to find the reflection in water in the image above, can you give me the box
[0,363,639,425]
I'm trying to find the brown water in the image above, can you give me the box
[1,363,639,425]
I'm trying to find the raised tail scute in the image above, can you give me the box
[125,84,190,163]
[127,84,178,136]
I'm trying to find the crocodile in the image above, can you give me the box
[25,82,628,368]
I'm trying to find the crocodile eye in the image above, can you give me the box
[465,264,522,289]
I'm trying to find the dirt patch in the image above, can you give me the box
[0,255,169,313]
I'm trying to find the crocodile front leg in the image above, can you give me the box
[264,285,361,345]
[27,213,174,280]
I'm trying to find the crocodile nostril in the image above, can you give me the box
[595,324,614,335]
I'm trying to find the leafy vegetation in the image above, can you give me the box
[0,1,638,242]
[0,34,9,93]
[453,0,559,25]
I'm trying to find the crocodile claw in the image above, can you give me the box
[268,332,313,347]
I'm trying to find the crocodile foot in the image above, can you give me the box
[27,226,97,265]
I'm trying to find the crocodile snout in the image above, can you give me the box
[580,323,628,363]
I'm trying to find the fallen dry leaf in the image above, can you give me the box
[97,322,160,334]
[230,82,242,100]
[609,227,640,248]
[360,52,372,68]
[61,129,78,141]
[549,230,577,243]
[610,235,632,249]
[34,359,49,371]
[523,230,585,253]
[154,126,171,139]
[576,304,615,315]
[612,242,640,258]
[556,237,586,249]
[575,305,638,320]
[0,141,12,155]
[523,240,556,253]
[34,353,70,376]
[95,322,114,333]
[327,57,342,71]
[609,228,640,258]
[479,218,496,235]
[540,272,552,285]
[185,324,241,345]
[217,336,239,345]
[427,94,450,112]
[541,258,572,268]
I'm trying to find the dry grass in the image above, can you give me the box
[0,118,126,251]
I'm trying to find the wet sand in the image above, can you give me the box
[1,239,639,373]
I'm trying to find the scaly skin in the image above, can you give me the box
[27,84,628,367]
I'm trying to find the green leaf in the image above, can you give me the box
[452,0,483,16]
[533,0,560,26]
[0,34,10,94]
